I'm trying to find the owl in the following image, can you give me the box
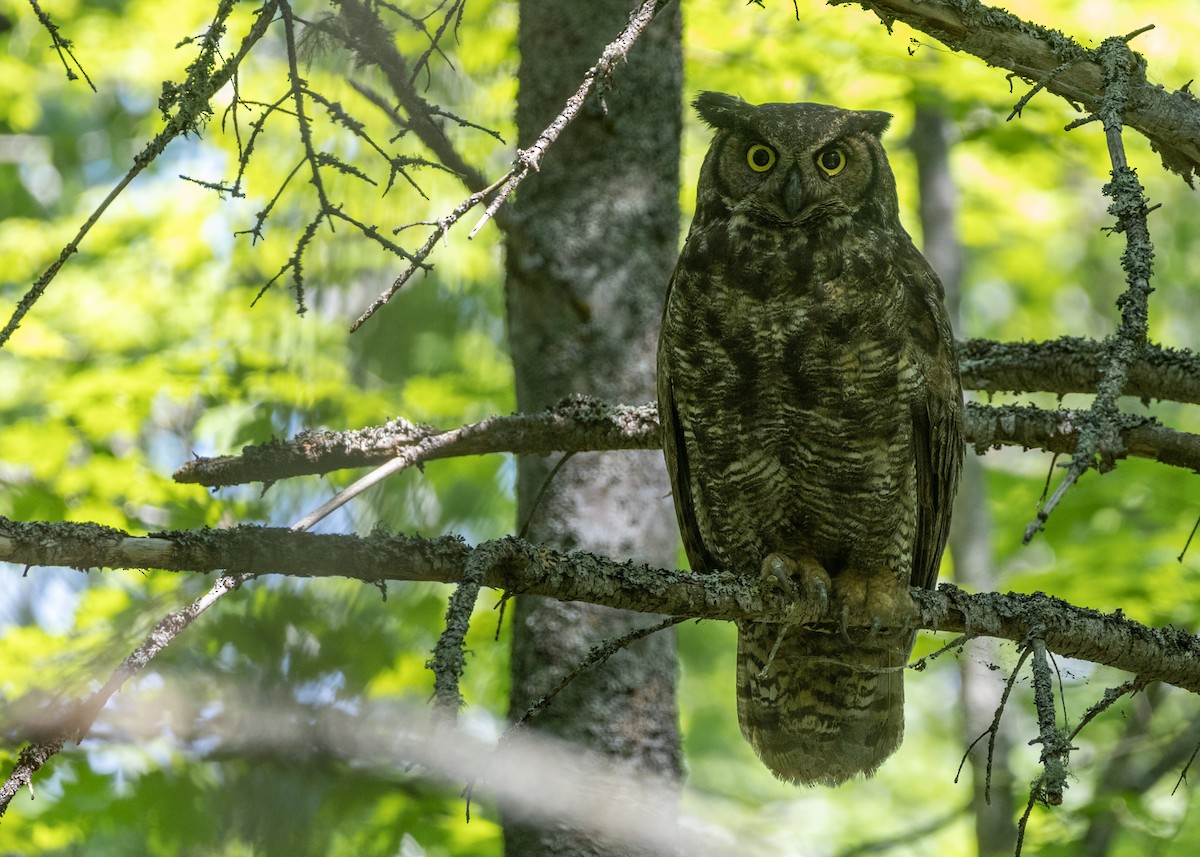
[657,92,963,786]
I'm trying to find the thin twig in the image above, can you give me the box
[287,419,483,531]
[834,801,972,857]
[1179,514,1200,562]
[512,615,684,730]
[347,176,502,331]
[908,633,970,673]
[0,571,252,814]
[27,0,96,91]
[1014,788,1039,857]
[348,0,669,330]
[956,643,1031,804]
[336,0,493,191]
[468,0,667,238]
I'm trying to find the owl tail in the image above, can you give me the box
[736,620,915,786]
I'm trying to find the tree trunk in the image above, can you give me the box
[502,2,683,855]
[911,101,1018,856]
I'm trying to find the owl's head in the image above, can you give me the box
[692,91,899,230]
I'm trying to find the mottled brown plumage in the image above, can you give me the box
[657,92,964,785]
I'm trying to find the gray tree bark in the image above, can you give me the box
[502,2,684,855]
[911,101,1018,856]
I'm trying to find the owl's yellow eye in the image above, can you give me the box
[816,147,847,177]
[746,144,776,172]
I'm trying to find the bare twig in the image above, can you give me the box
[1067,680,1140,743]
[347,175,504,331]
[512,615,684,730]
[833,802,971,857]
[333,0,494,191]
[957,644,1031,803]
[27,0,95,91]
[908,633,970,673]
[468,0,668,238]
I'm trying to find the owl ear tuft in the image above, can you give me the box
[693,91,752,129]
[859,110,893,137]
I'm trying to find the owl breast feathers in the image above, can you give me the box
[657,92,964,786]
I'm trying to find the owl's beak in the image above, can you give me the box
[783,167,804,218]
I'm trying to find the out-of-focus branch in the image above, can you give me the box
[335,0,492,194]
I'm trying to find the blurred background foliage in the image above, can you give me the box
[0,0,1197,854]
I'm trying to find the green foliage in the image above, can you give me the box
[1,0,1199,854]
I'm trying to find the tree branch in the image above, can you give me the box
[3,518,1200,695]
[835,0,1200,184]
[959,338,1200,406]
[172,398,661,487]
[27,0,95,91]
[172,395,1200,490]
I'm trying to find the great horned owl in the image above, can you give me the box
[657,92,963,786]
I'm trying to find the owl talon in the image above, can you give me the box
[840,605,884,645]
[760,552,831,619]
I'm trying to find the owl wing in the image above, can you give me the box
[904,246,965,592]
[657,269,720,576]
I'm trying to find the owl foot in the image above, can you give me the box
[840,606,886,646]
[835,570,917,644]
[760,552,831,620]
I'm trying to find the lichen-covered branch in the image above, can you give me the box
[172,397,662,487]
[964,403,1200,471]
[1017,33,1162,541]
[1027,638,1071,806]
[4,518,1200,695]
[835,0,1200,184]
[959,338,1200,406]
[173,394,1200,490]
